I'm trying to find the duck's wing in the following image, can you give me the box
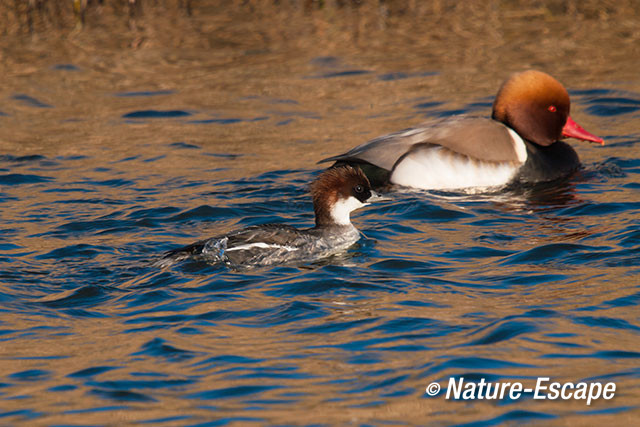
[319,124,434,171]
[224,224,309,249]
[221,224,313,266]
[161,224,308,262]
[320,116,524,171]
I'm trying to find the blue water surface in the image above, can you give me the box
[0,60,639,426]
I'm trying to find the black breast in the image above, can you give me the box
[515,140,580,183]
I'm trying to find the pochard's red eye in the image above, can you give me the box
[548,105,557,112]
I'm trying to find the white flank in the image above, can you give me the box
[507,127,528,163]
[391,147,520,190]
[225,242,298,252]
[330,196,365,226]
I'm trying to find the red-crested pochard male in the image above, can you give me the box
[320,70,604,190]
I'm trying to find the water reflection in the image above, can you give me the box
[1,2,640,426]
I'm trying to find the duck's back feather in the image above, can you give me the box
[320,116,525,172]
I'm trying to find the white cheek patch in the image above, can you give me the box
[330,196,365,225]
[391,147,521,190]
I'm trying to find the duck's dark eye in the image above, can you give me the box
[548,105,557,112]
[353,184,364,194]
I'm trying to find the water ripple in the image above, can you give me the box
[1,75,638,426]
[122,110,191,119]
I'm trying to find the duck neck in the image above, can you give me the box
[314,198,362,228]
